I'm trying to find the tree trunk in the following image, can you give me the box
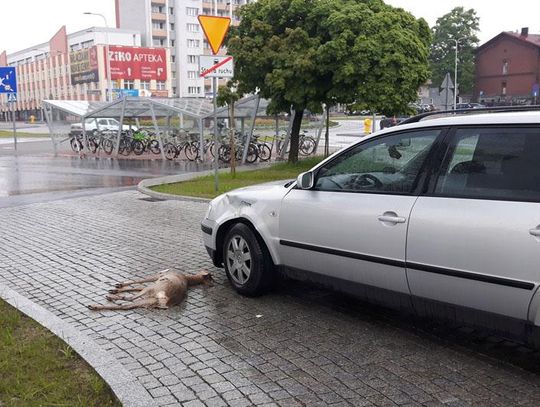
[288,108,304,163]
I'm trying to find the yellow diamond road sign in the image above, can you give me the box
[198,16,231,55]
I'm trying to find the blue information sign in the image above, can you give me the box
[0,67,17,93]
[533,83,540,97]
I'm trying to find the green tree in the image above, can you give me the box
[228,0,431,163]
[429,7,479,96]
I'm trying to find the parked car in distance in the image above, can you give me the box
[70,118,137,136]
[202,108,540,347]
[454,102,486,110]
[379,115,408,129]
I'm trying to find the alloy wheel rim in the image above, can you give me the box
[226,235,252,285]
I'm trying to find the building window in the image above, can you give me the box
[187,39,200,48]
[140,81,151,90]
[171,55,176,63]
[203,40,210,49]
[186,7,198,16]
[502,81,507,96]
[152,5,164,13]
[188,71,197,79]
[187,23,199,32]
[187,55,197,64]
[502,60,509,75]
[152,21,164,30]
[169,7,174,14]
[153,38,165,46]
[173,87,177,95]
[156,81,166,90]
[170,23,175,31]
[124,80,135,90]
[188,86,201,95]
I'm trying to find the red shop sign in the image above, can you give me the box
[105,46,167,81]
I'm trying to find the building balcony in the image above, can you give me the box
[151,12,167,21]
[152,29,168,38]
[152,0,166,5]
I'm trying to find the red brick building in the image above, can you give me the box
[475,28,540,104]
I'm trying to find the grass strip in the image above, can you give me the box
[0,131,49,138]
[151,156,325,199]
[0,299,120,407]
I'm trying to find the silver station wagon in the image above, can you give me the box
[202,108,540,346]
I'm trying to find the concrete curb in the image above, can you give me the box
[137,163,273,202]
[0,282,154,407]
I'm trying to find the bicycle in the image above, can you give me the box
[299,131,317,156]
[87,130,115,155]
[219,132,259,164]
[131,130,161,156]
[252,134,272,162]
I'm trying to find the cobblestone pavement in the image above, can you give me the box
[1,190,540,406]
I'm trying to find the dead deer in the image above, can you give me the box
[88,269,213,311]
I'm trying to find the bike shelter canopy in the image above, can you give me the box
[42,95,266,161]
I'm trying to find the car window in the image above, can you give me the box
[314,130,440,194]
[434,127,540,201]
[98,119,108,126]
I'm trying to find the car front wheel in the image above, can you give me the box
[223,223,274,296]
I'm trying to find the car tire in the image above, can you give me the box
[223,223,274,296]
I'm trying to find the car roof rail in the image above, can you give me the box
[400,105,540,126]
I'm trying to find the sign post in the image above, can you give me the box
[532,84,539,105]
[0,67,18,150]
[198,15,232,192]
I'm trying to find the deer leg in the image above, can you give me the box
[88,298,158,311]
[106,293,135,302]
[114,270,169,288]
[108,286,144,294]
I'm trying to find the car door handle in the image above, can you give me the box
[529,228,540,237]
[378,215,406,224]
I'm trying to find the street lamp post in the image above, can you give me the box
[84,12,112,102]
[453,37,466,110]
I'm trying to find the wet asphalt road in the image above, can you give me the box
[0,138,211,208]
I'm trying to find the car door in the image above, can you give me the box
[279,129,442,294]
[407,126,540,321]
[97,119,109,131]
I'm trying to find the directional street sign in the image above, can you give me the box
[7,93,17,102]
[199,55,234,78]
[0,67,17,93]
[198,16,231,55]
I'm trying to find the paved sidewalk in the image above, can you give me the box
[1,190,540,406]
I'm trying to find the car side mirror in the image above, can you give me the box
[297,172,314,189]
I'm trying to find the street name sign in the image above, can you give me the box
[199,55,234,78]
[198,16,231,55]
[0,67,17,93]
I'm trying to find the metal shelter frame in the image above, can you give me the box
[42,95,264,163]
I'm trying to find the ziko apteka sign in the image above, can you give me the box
[106,46,167,80]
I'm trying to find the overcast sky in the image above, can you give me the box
[1,0,540,54]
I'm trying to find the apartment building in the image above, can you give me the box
[0,25,173,120]
[116,0,249,98]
